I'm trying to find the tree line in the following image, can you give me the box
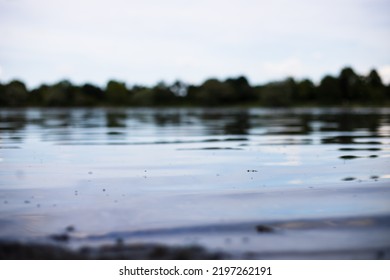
[0,67,389,107]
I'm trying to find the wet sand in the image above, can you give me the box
[1,241,389,260]
[1,215,389,260]
[0,242,225,260]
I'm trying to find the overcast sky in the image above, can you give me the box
[1,0,389,88]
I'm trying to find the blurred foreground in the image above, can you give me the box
[0,108,390,259]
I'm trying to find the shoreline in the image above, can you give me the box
[1,241,389,260]
[1,215,390,260]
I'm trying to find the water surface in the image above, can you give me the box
[1,108,390,258]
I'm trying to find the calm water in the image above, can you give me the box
[1,108,390,257]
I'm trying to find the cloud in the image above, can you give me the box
[378,65,390,85]
[0,0,389,87]
[263,58,305,80]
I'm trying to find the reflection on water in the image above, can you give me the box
[1,108,390,189]
[1,107,389,144]
[0,108,390,253]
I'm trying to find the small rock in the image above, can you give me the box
[50,234,70,242]
[66,225,75,232]
[340,155,359,160]
[342,177,356,181]
[255,225,274,233]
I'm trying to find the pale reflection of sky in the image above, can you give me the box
[261,146,302,166]
[0,108,390,245]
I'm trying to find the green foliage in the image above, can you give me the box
[187,78,236,106]
[0,66,388,107]
[80,83,104,105]
[363,69,386,103]
[225,76,256,103]
[130,87,154,106]
[339,67,368,102]
[106,80,130,105]
[0,80,28,106]
[41,80,72,106]
[151,82,179,105]
[317,75,343,104]
[0,82,6,106]
[366,69,383,88]
[259,78,296,107]
[296,79,316,102]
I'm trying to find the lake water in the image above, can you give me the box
[1,108,390,258]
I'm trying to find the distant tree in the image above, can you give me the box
[81,84,104,97]
[105,80,130,105]
[0,66,387,107]
[0,82,6,106]
[77,83,104,106]
[130,87,154,106]
[338,67,365,102]
[0,80,28,106]
[363,69,386,103]
[151,82,178,105]
[189,78,236,106]
[366,69,383,88]
[259,79,295,107]
[296,79,316,102]
[29,85,46,106]
[386,85,390,100]
[225,76,256,103]
[317,75,343,104]
[41,80,76,106]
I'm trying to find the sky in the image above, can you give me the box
[0,0,389,88]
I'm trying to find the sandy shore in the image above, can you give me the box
[0,241,226,260]
[1,241,389,260]
[1,215,390,260]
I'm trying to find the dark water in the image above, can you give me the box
[1,108,390,257]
